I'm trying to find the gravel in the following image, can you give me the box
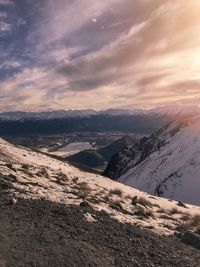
[0,196,199,267]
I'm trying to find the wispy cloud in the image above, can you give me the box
[0,12,7,18]
[0,59,21,69]
[0,0,13,5]
[0,21,11,32]
[1,0,200,111]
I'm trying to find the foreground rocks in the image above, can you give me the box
[0,196,199,267]
[180,231,200,250]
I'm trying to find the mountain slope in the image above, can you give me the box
[105,116,200,205]
[97,136,137,162]
[1,137,200,232]
[0,138,200,265]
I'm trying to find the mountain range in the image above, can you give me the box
[1,105,200,136]
[0,109,168,136]
[1,105,200,121]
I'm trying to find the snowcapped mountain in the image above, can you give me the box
[0,108,170,136]
[0,109,98,121]
[0,108,150,122]
[100,108,149,116]
[1,105,200,121]
[104,116,200,205]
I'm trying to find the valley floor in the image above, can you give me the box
[0,195,200,267]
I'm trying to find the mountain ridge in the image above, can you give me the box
[104,116,200,205]
[1,105,200,121]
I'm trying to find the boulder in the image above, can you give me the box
[181,231,200,250]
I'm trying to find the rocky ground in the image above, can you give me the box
[0,194,199,267]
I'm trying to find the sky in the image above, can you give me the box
[1,0,200,111]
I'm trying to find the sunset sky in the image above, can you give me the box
[1,0,200,111]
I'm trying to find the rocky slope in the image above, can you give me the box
[0,138,200,266]
[104,116,200,205]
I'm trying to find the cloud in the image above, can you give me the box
[54,0,200,104]
[0,12,7,18]
[2,0,200,111]
[0,67,71,111]
[0,21,11,32]
[0,59,21,69]
[0,0,13,5]
[26,1,121,55]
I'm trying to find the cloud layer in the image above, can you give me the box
[1,0,200,111]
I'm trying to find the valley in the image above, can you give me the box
[5,132,140,172]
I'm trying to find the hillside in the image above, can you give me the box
[0,138,200,265]
[67,136,137,171]
[104,116,200,205]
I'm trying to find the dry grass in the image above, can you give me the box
[124,194,132,200]
[137,197,152,208]
[190,214,200,228]
[108,199,134,216]
[159,214,178,221]
[157,208,166,214]
[71,177,79,184]
[36,168,49,178]
[109,188,123,197]
[102,195,111,203]
[21,168,34,177]
[145,210,156,219]
[21,164,29,170]
[135,208,155,219]
[95,189,106,197]
[176,214,200,233]
[180,214,191,221]
[56,172,69,182]
[87,196,101,205]
[159,214,174,220]
[163,224,175,231]
[168,207,179,215]
[6,163,16,171]
[76,182,92,200]
[7,173,17,181]
[109,200,123,210]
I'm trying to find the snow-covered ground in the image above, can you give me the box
[119,116,200,205]
[1,138,200,236]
